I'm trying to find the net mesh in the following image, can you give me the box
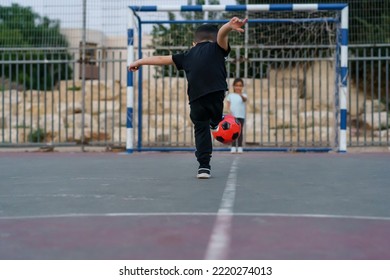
[146,9,340,80]
[133,8,341,147]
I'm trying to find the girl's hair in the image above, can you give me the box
[194,24,218,42]
[233,78,244,86]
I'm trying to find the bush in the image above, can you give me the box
[28,128,45,143]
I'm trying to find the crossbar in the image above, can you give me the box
[140,18,338,24]
[129,4,348,12]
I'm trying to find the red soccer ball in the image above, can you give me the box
[212,114,241,144]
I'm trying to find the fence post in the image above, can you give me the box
[81,0,87,151]
[126,9,135,153]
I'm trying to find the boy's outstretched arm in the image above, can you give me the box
[217,17,248,51]
[128,55,174,72]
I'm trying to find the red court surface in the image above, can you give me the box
[0,214,390,259]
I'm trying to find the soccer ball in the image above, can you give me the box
[212,114,241,144]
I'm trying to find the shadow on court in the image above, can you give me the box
[0,151,389,259]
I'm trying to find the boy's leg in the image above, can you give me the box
[207,91,225,129]
[193,120,213,169]
[189,92,225,177]
[190,100,212,169]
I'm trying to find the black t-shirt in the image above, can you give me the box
[172,41,231,103]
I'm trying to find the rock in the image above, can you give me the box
[362,112,390,130]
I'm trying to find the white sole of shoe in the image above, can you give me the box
[197,173,211,179]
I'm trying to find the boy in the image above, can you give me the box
[128,17,248,179]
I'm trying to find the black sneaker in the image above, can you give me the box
[197,167,211,179]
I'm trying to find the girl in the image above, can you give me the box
[225,78,247,153]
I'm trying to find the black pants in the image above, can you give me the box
[190,91,225,169]
[232,118,245,147]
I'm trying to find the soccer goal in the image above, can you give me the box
[127,4,348,153]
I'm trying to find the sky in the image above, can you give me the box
[3,0,237,35]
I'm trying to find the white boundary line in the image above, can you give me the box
[1,212,390,221]
[204,157,239,260]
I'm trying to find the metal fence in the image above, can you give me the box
[1,0,389,150]
[1,45,389,149]
[0,47,128,148]
[135,45,390,150]
[348,45,390,147]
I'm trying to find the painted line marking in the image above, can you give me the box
[0,194,153,200]
[204,156,239,260]
[1,213,390,221]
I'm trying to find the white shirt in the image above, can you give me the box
[226,92,247,119]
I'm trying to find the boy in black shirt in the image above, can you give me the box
[128,17,247,179]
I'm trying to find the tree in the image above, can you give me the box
[232,0,390,96]
[235,0,389,44]
[150,0,222,77]
[0,4,72,90]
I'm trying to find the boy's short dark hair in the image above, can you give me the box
[194,24,218,42]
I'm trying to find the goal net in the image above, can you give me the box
[127,4,348,153]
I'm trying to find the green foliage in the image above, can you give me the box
[1,50,72,90]
[150,0,389,81]
[350,46,389,102]
[67,86,82,91]
[28,128,45,143]
[235,0,390,45]
[150,0,222,78]
[150,0,222,48]
[0,4,73,90]
[348,0,390,44]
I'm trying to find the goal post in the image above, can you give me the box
[127,4,348,153]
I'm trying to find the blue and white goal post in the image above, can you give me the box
[127,4,348,153]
